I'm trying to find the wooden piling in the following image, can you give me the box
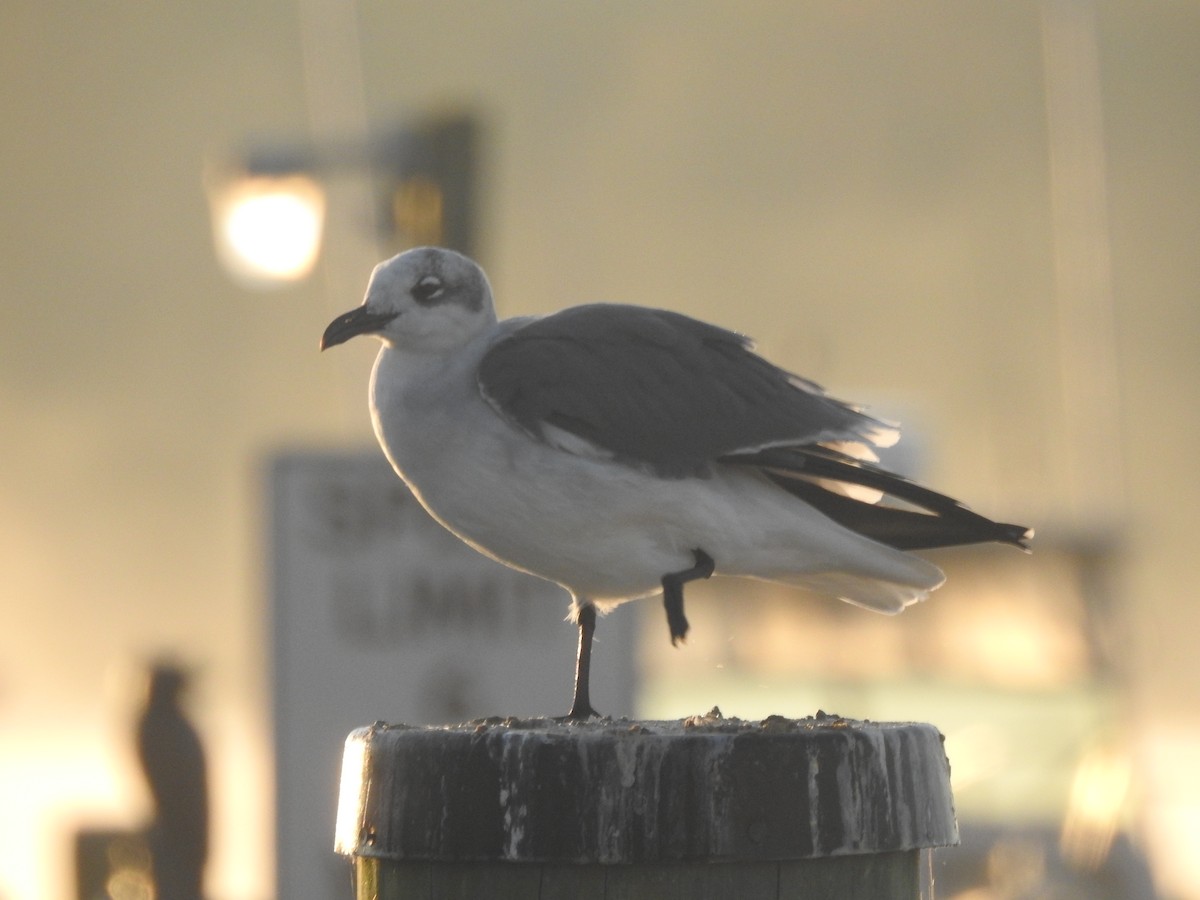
[334,710,958,899]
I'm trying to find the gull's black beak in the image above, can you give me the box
[320,306,400,350]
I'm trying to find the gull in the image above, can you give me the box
[321,247,1031,719]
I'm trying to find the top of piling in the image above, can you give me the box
[335,708,958,865]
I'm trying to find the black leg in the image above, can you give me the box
[662,549,715,646]
[565,602,600,720]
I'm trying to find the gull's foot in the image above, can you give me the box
[556,703,602,722]
[662,548,715,646]
[664,592,689,646]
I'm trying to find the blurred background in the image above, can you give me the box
[2,1,1198,898]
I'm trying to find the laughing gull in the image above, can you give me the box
[322,247,1031,718]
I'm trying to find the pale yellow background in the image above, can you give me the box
[2,2,1198,898]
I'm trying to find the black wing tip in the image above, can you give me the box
[999,523,1035,551]
[742,448,1036,553]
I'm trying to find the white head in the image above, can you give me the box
[320,247,497,353]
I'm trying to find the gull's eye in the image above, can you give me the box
[412,275,445,303]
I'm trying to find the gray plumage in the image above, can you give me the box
[477,304,890,478]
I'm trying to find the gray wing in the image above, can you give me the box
[476,303,896,477]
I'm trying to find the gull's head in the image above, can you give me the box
[320,246,496,353]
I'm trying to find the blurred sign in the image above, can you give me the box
[268,451,634,900]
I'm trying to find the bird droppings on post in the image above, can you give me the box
[335,711,959,869]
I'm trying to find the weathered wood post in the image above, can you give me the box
[334,710,958,899]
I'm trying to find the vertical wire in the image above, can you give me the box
[296,0,387,433]
[1040,0,1126,527]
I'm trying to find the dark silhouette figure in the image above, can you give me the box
[136,664,208,900]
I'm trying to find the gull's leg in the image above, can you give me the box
[662,549,715,646]
[565,602,600,720]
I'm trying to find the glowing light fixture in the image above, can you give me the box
[208,114,477,290]
[210,174,326,289]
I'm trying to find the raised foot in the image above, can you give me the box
[662,549,715,646]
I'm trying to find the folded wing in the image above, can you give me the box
[477,303,895,477]
[477,302,1032,553]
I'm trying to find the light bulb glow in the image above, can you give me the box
[212,175,325,288]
